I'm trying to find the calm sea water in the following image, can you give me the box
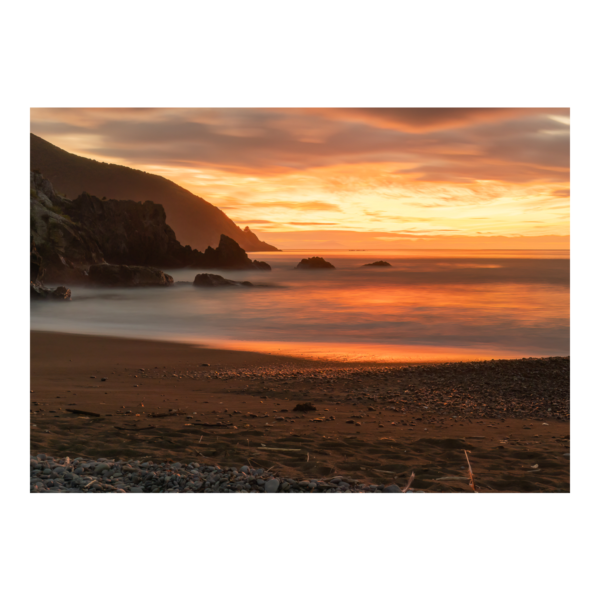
[30,249,570,362]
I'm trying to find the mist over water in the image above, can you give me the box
[30,250,569,362]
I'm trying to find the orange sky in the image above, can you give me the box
[30,108,570,249]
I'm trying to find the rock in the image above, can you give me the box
[130,487,144,493]
[295,257,335,269]
[30,282,72,301]
[95,463,111,474]
[383,484,402,493]
[88,264,174,287]
[362,261,391,267]
[202,235,272,270]
[292,402,317,412]
[252,260,271,271]
[193,273,253,287]
[265,479,280,493]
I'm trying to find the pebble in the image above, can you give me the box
[383,484,402,493]
[265,479,280,493]
[30,454,401,493]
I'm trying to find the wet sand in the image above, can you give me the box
[30,331,570,492]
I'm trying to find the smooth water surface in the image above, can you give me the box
[30,249,570,362]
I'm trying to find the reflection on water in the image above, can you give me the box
[30,250,570,362]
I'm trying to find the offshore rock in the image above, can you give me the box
[193,273,253,287]
[31,283,72,301]
[362,261,391,267]
[202,235,272,271]
[295,257,335,269]
[88,264,174,287]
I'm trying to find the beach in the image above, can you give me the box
[30,331,570,492]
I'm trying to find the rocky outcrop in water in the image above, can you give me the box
[88,264,174,287]
[31,283,72,300]
[295,257,335,269]
[30,171,271,285]
[362,261,391,267]
[202,235,271,271]
[193,274,253,287]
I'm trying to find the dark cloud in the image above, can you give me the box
[309,107,569,132]
[30,108,570,186]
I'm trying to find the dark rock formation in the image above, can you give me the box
[30,172,104,284]
[193,274,253,287]
[203,235,271,271]
[251,259,271,271]
[31,133,280,252]
[295,257,335,269]
[30,236,44,284]
[30,236,71,300]
[31,283,72,301]
[30,171,271,285]
[362,261,392,267]
[88,264,174,287]
[59,191,183,267]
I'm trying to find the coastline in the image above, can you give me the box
[30,330,570,492]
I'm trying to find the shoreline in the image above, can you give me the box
[30,328,566,367]
[30,331,570,492]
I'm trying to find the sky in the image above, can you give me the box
[30,108,570,249]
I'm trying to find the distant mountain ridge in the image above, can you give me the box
[30,133,279,252]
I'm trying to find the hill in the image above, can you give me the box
[30,133,279,252]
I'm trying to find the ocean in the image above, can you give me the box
[30,249,570,362]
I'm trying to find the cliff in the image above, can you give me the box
[30,171,271,285]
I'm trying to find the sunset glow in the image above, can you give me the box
[30,108,570,249]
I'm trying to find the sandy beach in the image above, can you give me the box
[30,331,570,492]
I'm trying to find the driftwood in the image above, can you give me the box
[257,447,303,452]
[148,411,187,418]
[114,426,156,431]
[66,409,101,417]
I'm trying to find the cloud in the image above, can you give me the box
[244,200,341,212]
[31,108,570,186]
[308,107,570,133]
[287,221,339,226]
[234,219,274,224]
[29,108,569,242]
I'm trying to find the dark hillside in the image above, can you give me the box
[30,133,279,252]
